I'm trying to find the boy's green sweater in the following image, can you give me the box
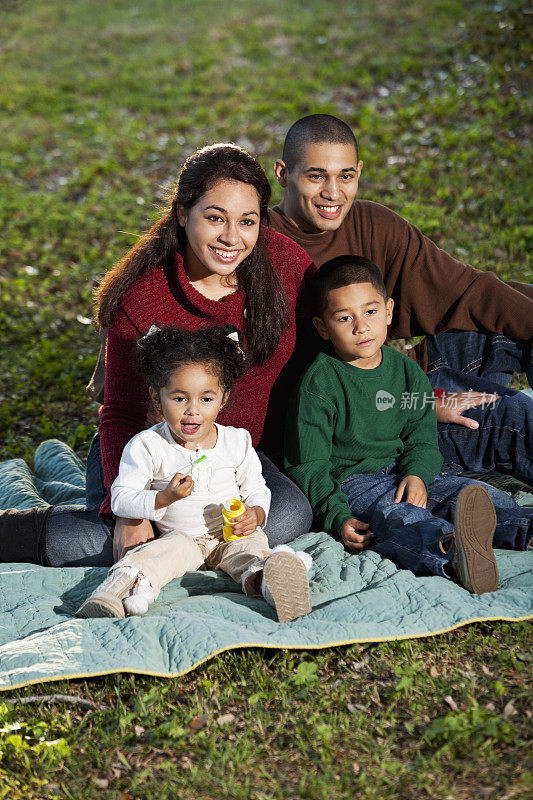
[284,345,443,535]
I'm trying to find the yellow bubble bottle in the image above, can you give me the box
[222,499,246,541]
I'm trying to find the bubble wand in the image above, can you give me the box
[182,454,207,475]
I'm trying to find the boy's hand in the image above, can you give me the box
[435,391,499,429]
[155,473,194,510]
[230,505,265,538]
[341,518,374,551]
[394,475,427,508]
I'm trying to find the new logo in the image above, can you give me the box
[375,390,396,410]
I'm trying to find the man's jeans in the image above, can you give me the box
[341,467,532,579]
[426,331,533,486]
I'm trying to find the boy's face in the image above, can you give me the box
[274,142,363,233]
[313,282,394,369]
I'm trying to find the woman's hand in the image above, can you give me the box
[340,518,374,551]
[113,517,155,562]
[435,391,499,428]
[155,473,194,510]
[230,505,266,537]
[394,475,427,508]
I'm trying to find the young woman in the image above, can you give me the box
[0,144,315,567]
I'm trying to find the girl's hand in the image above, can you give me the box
[340,518,374,551]
[394,475,427,508]
[230,505,266,537]
[155,473,194,510]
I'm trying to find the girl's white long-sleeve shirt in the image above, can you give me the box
[110,422,271,537]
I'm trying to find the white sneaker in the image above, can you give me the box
[261,546,312,623]
[76,567,139,619]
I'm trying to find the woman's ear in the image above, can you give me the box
[220,391,230,409]
[176,204,187,227]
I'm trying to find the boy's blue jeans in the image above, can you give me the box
[341,467,533,579]
[426,331,533,486]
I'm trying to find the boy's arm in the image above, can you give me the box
[396,366,443,487]
[284,389,353,536]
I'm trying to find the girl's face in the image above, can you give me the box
[150,362,228,450]
[177,179,261,283]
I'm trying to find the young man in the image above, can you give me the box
[267,114,533,486]
[284,256,532,593]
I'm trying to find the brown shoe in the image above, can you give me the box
[262,550,312,623]
[453,484,498,594]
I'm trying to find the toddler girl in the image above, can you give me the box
[77,325,312,623]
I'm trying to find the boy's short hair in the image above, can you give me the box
[311,255,388,317]
[282,114,359,170]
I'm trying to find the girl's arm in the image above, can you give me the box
[235,431,271,521]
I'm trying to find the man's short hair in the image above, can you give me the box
[282,114,359,170]
[311,255,387,317]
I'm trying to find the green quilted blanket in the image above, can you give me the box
[0,440,531,691]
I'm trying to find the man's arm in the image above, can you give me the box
[363,202,533,342]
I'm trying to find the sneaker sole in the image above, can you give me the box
[454,484,498,594]
[76,592,125,619]
[263,551,312,623]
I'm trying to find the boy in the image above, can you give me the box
[284,255,532,593]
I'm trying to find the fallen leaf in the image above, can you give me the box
[444,695,458,711]
[188,713,209,732]
[503,701,516,719]
[216,713,235,726]
[352,761,360,774]
[429,666,438,678]
[370,686,381,706]
[94,779,109,789]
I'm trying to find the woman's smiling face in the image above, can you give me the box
[177,179,261,284]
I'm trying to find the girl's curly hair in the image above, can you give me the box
[135,324,246,395]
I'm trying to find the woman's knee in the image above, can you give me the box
[45,506,114,567]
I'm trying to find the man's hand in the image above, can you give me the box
[394,475,427,508]
[435,391,499,429]
[230,505,266,538]
[155,473,194,510]
[113,517,155,562]
[341,518,374,551]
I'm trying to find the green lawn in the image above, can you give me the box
[0,1,531,797]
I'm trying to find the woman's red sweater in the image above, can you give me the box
[98,228,315,515]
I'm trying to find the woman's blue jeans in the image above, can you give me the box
[341,466,532,579]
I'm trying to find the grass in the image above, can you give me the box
[0,0,531,797]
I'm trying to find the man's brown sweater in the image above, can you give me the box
[267,200,533,369]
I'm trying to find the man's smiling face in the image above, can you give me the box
[275,141,362,233]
